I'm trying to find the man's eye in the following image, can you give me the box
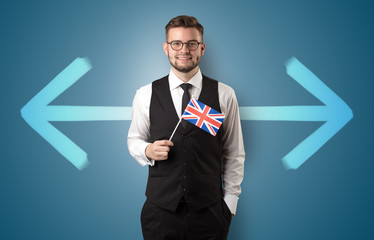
[188,42,198,47]
[172,42,182,47]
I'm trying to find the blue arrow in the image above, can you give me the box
[239,57,353,169]
[21,56,352,170]
[21,58,131,170]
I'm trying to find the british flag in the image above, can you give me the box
[182,98,225,136]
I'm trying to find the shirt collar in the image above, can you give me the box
[168,68,203,91]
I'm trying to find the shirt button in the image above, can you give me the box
[183,189,186,192]
[184,149,187,152]
[183,176,187,179]
[184,162,187,166]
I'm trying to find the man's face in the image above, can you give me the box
[163,27,205,74]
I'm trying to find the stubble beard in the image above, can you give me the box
[169,55,201,73]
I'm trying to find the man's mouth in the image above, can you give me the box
[177,55,192,60]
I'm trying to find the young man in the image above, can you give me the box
[128,15,245,240]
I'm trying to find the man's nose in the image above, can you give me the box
[180,43,190,53]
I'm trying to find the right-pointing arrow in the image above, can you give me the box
[239,56,353,170]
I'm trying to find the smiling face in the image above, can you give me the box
[163,27,205,74]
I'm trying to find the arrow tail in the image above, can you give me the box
[239,106,329,121]
[44,106,132,121]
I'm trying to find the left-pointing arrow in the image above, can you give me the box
[21,57,132,170]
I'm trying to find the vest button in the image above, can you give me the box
[184,162,187,166]
[183,175,187,179]
[183,188,186,192]
[184,148,187,152]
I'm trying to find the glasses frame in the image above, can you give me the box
[166,40,203,51]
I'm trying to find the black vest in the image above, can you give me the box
[145,75,224,212]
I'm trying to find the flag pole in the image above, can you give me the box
[169,96,193,141]
[169,117,182,141]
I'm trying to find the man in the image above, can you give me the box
[128,15,245,240]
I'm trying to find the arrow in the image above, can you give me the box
[240,57,353,169]
[21,58,131,170]
[21,56,353,170]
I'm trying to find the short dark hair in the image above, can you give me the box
[165,15,204,40]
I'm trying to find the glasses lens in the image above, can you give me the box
[187,41,199,50]
[171,41,182,50]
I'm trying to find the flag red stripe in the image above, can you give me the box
[196,106,210,127]
[185,105,222,128]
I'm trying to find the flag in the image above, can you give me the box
[181,98,225,136]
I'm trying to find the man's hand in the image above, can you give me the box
[145,140,174,161]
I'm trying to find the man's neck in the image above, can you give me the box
[172,66,199,82]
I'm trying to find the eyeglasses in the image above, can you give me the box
[167,40,202,51]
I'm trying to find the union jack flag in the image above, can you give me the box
[181,98,225,136]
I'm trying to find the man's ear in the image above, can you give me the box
[201,42,206,56]
[163,42,169,56]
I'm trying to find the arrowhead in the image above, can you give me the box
[21,58,92,170]
[282,57,353,170]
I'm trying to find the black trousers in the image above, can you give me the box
[141,198,232,240]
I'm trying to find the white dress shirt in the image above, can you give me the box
[127,68,245,215]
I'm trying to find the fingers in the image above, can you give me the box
[145,140,174,161]
[155,140,174,147]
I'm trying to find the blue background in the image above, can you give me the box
[2,0,373,239]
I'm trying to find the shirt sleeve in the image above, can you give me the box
[127,84,155,166]
[219,83,245,216]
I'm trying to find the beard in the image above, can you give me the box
[168,54,201,73]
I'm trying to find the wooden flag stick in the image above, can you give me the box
[169,95,194,141]
[169,117,182,141]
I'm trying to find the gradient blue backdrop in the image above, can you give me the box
[1,0,373,239]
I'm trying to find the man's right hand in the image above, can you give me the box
[145,140,174,161]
